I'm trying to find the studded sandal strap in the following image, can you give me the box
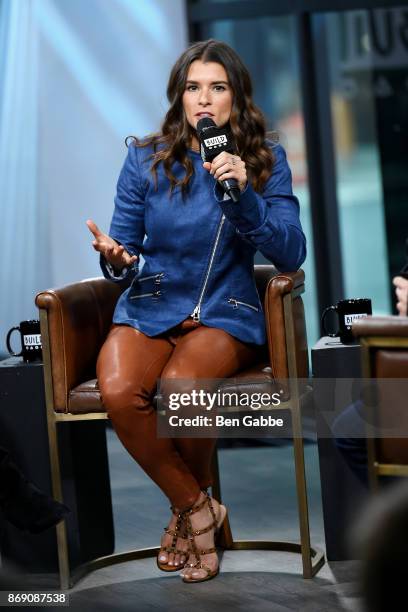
[196,546,217,555]
[185,515,200,562]
[205,494,217,523]
[159,545,188,555]
[185,561,214,578]
[185,495,209,516]
[163,510,184,552]
[184,544,217,563]
[163,527,178,536]
[188,521,217,537]
[183,494,218,570]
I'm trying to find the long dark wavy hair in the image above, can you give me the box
[127,39,274,194]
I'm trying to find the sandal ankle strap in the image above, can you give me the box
[170,505,182,517]
[182,492,218,534]
[184,491,217,517]
[184,495,208,516]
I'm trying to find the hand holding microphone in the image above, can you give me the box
[86,219,138,270]
[203,151,247,193]
[196,117,247,202]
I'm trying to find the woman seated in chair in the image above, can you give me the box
[87,39,305,584]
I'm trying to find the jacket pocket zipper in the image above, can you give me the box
[130,272,164,295]
[138,272,164,284]
[228,298,259,312]
[130,290,161,300]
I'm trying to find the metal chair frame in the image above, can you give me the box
[39,272,324,589]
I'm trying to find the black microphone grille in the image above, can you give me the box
[196,117,216,135]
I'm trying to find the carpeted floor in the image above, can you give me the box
[62,431,364,612]
[0,430,365,611]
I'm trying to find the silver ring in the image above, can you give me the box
[231,157,237,166]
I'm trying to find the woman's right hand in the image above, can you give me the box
[86,219,138,270]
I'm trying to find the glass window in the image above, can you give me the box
[200,16,319,345]
[324,9,394,315]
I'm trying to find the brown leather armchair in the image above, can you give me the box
[35,265,324,588]
[353,316,408,489]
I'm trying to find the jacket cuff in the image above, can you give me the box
[99,243,139,283]
[100,257,128,280]
[214,182,264,233]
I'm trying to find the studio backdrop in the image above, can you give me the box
[0,0,187,351]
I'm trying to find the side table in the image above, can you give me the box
[311,337,368,561]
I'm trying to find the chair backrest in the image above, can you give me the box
[353,316,408,483]
[36,278,123,413]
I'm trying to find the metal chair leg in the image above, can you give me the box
[210,437,325,578]
[292,435,324,578]
[211,444,222,503]
[211,447,234,548]
[45,419,71,589]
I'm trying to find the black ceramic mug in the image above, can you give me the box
[321,299,372,344]
[6,320,42,362]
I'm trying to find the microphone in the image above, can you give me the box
[196,117,240,203]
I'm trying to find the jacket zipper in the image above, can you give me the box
[191,214,225,322]
[129,272,164,298]
[138,273,164,283]
[228,298,259,312]
[130,290,161,300]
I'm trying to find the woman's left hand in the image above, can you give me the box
[393,276,408,316]
[203,151,247,192]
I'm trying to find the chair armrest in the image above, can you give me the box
[35,277,123,412]
[353,315,408,338]
[264,270,308,379]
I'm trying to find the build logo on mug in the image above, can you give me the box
[6,320,42,363]
[321,299,372,344]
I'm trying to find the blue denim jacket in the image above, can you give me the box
[100,141,306,345]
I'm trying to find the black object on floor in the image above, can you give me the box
[0,358,114,573]
[0,448,70,533]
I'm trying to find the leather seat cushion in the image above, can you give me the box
[68,379,102,414]
[67,362,280,415]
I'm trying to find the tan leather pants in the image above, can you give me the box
[97,319,260,511]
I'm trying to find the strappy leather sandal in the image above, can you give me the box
[182,491,228,583]
[156,506,188,572]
